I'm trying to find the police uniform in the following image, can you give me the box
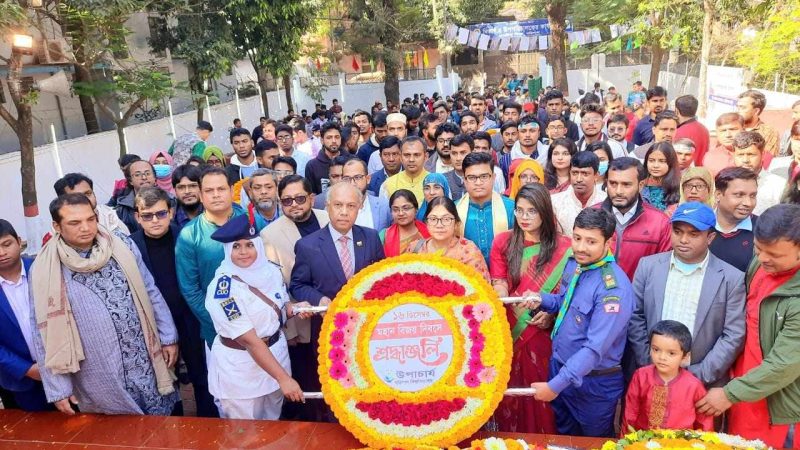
[540,254,634,437]
[205,214,291,420]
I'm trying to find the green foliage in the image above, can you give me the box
[449,0,506,24]
[149,0,238,95]
[736,1,800,91]
[0,1,28,34]
[225,0,317,78]
[74,63,173,109]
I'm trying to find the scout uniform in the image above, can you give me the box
[205,214,291,420]
[539,252,634,437]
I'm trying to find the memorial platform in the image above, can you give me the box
[0,410,607,449]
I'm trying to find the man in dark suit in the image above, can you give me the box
[0,220,50,411]
[290,182,384,420]
[627,202,746,387]
[130,187,217,417]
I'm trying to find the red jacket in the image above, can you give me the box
[596,198,672,280]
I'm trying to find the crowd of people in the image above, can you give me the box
[0,79,799,447]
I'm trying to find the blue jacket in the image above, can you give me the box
[541,258,634,394]
[289,225,384,305]
[0,258,38,393]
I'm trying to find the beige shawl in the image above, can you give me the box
[31,228,174,396]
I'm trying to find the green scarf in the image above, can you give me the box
[551,252,615,339]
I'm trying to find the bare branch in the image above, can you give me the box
[0,102,19,133]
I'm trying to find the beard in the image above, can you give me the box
[178,197,201,211]
[257,199,276,210]
[324,144,340,155]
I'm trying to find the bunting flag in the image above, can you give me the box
[633,37,642,48]
[413,50,419,68]
[352,56,360,71]
[369,58,375,71]
[609,37,622,52]
[422,49,429,68]
[315,58,322,70]
[405,51,412,67]
[625,37,633,51]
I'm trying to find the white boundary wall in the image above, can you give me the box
[0,70,461,243]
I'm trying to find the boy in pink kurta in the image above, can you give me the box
[622,320,714,432]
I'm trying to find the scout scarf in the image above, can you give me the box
[32,228,174,396]
[551,252,615,338]
[456,192,509,238]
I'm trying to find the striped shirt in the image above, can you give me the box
[661,251,710,335]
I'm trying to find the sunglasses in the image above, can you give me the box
[138,210,169,221]
[280,195,309,207]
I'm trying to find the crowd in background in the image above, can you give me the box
[0,78,799,447]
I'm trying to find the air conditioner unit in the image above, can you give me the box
[39,39,73,64]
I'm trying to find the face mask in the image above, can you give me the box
[153,164,171,178]
[598,161,609,176]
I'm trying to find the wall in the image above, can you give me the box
[0,69,460,244]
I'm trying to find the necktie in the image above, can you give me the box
[337,235,354,280]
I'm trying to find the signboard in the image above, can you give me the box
[467,18,573,38]
[369,303,454,392]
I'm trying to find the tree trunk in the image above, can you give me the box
[383,53,401,105]
[251,66,271,119]
[116,123,127,157]
[0,53,39,248]
[73,64,101,134]
[697,0,714,119]
[649,41,664,88]
[282,73,293,113]
[545,1,570,96]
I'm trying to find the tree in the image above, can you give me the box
[149,0,238,122]
[339,0,432,104]
[0,2,39,245]
[545,0,570,95]
[74,64,173,156]
[225,0,317,118]
[735,1,798,92]
[59,0,173,156]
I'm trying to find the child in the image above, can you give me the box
[622,320,714,432]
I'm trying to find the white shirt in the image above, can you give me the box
[435,156,454,174]
[613,200,638,226]
[754,170,785,216]
[355,196,375,229]
[662,251,710,335]
[206,276,290,399]
[509,141,549,166]
[551,185,608,236]
[0,264,35,358]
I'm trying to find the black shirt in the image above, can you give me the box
[144,229,182,312]
[296,213,321,238]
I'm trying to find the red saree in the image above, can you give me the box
[490,232,573,433]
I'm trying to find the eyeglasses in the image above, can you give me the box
[683,182,709,192]
[280,195,308,207]
[132,171,154,179]
[207,159,223,167]
[342,174,366,183]
[426,216,455,226]
[276,135,293,141]
[465,173,492,184]
[436,138,452,145]
[391,205,415,214]
[138,210,169,221]
[547,125,566,130]
[513,208,539,218]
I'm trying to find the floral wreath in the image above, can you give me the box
[318,254,513,449]
[602,430,770,450]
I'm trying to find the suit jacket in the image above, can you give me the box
[262,210,330,343]
[0,258,38,393]
[289,224,385,305]
[628,251,746,386]
[366,194,392,231]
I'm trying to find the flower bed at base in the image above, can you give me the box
[601,430,771,450]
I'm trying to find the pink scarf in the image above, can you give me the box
[148,151,175,195]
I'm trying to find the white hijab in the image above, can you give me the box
[215,235,284,296]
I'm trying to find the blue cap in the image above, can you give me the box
[670,201,716,231]
[210,209,258,243]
